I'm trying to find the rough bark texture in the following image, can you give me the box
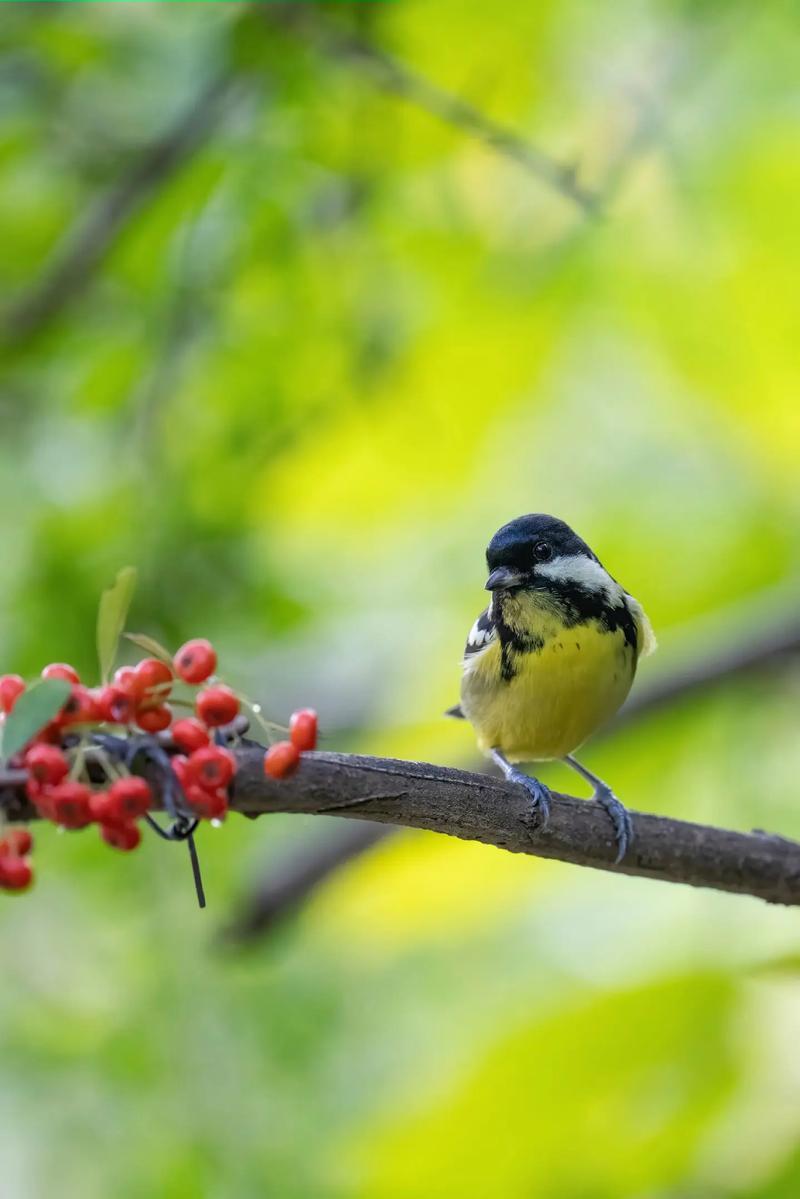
[5,747,800,907]
[230,749,800,906]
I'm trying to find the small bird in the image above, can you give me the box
[449,514,655,861]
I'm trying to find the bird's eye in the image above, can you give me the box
[533,541,552,562]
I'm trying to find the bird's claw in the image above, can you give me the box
[507,768,551,831]
[593,785,633,863]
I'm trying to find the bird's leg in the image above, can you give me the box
[490,748,551,830]
[563,754,633,863]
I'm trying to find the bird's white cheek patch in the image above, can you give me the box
[537,555,624,604]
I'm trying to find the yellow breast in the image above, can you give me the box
[460,619,636,762]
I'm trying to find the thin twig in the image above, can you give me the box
[266,4,600,214]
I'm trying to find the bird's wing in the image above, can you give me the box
[445,608,498,718]
[625,594,657,659]
[462,607,498,660]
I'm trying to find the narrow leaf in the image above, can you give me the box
[97,566,138,683]
[0,679,72,762]
[123,632,173,666]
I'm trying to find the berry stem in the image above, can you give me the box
[186,833,206,909]
[84,743,125,783]
[68,739,89,783]
[239,696,285,743]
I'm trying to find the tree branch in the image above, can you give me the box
[225,748,800,907]
[5,745,799,908]
[225,603,800,939]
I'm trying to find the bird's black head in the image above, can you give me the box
[485,514,595,592]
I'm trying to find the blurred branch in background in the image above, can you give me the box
[617,603,800,727]
[2,2,665,352]
[224,821,392,941]
[2,72,239,346]
[227,598,800,941]
[266,3,602,213]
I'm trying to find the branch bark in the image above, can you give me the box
[225,603,800,938]
[5,745,799,907]
[226,748,800,907]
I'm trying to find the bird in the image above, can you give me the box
[448,514,656,861]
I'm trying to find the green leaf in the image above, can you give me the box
[0,679,72,762]
[97,566,138,683]
[123,632,173,666]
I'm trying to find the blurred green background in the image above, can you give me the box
[2,2,800,1196]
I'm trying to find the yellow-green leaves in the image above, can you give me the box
[96,567,138,684]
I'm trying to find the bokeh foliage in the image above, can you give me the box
[1,2,800,1196]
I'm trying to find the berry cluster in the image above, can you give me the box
[264,709,318,778]
[0,828,33,892]
[0,635,318,897]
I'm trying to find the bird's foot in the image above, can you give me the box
[506,767,551,831]
[593,784,633,864]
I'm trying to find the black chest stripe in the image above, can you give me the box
[496,621,544,681]
[493,586,637,683]
[542,581,638,653]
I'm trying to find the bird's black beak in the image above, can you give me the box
[485,566,526,591]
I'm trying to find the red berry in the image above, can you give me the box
[171,754,189,788]
[171,717,210,754]
[100,822,141,852]
[96,685,136,724]
[36,721,64,745]
[60,684,99,726]
[0,829,33,857]
[25,776,43,804]
[185,746,236,790]
[24,744,69,786]
[263,740,301,778]
[113,666,145,700]
[183,785,228,821]
[289,708,318,752]
[0,856,33,892]
[29,784,54,819]
[89,790,123,826]
[0,674,25,714]
[136,658,173,698]
[196,685,239,728]
[135,704,173,733]
[47,781,93,829]
[107,777,152,819]
[42,663,80,685]
[174,639,217,685]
